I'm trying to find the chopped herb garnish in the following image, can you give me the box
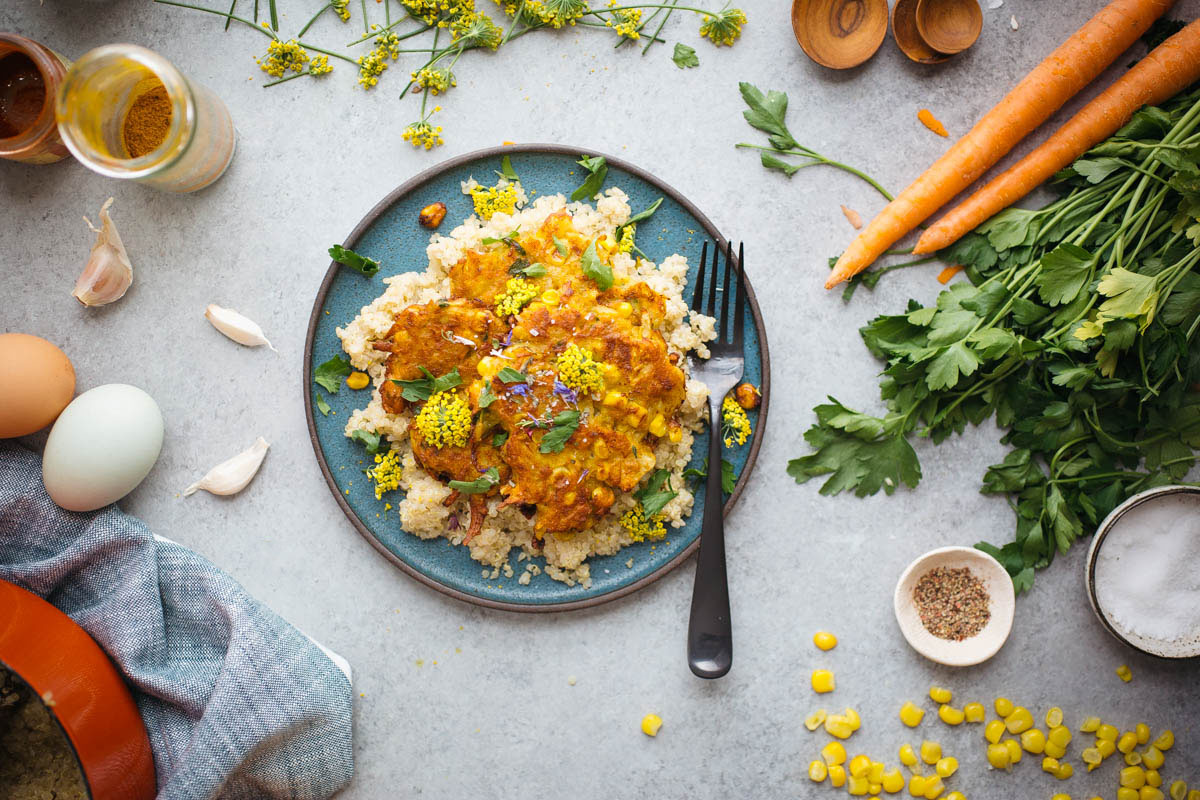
[684,458,738,494]
[553,236,569,257]
[634,468,677,517]
[580,240,613,291]
[539,409,581,453]
[481,226,525,254]
[392,366,462,402]
[350,429,384,454]
[493,430,509,447]
[448,466,500,494]
[315,392,332,416]
[479,381,497,409]
[497,154,519,183]
[314,355,352,393]
[328,244,380,277]
[672,42,699,69]
[571,155,608,202]
[496,366,528,383]
[510,262,548,278]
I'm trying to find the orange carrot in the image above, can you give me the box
[825,0,1172,289]
[915,19,1200,255]
[917,109,949,138]
[937,265,964,284]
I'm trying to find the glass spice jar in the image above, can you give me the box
[56,44,235,192]
[0,33,71,164]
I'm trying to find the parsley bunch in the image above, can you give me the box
[789,88,1200,593]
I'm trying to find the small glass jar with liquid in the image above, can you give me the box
[0,33,71,164]
[56,44,235,192]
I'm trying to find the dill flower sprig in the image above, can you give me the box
[699,5,746,46]
[414,391,472,449]
[258,39,309,77]
[402,106,446,149]
[721,395,751,447]
[620,503,667,542]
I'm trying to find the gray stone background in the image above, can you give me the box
[3,0,1199,796]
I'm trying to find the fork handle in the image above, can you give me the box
[687,397,732,679]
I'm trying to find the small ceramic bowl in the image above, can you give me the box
[1085,485,1200,659]
[894,546,1016,666]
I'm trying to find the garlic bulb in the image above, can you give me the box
[184,437,270,497]
[74,197,133,307]
[204,304,277,352]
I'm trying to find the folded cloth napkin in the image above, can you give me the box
[0,442,354,800]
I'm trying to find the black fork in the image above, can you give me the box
[686,240,745,679]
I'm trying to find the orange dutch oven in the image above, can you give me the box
[0,578,156,800]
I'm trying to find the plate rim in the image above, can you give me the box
[303,143,771,613]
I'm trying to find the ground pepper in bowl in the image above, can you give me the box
[912,565,991,641]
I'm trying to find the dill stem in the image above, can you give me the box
[153,0,278,38]
[298,2,332,37]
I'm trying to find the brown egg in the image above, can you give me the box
[0,333,76,438]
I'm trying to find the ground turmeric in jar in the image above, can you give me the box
[122,83,171,158]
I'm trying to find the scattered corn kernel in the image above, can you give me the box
[1021,728,1046,754]
[1188,791,1200,800]
[882,768,905,793]
[844,708,863,731]
[922,776,944,799]
[1081,747,1102,765]
[812,669,836,694]
[1118,731,1139,754]
[869,761,886,783]
[1055,763,1074,780]
[1005,738,1022,764]
[1097,739,1117,759]
[1046,707,1064,728]
[899,743,919,768]
[829,765,847,788]
[1052,795,1071,800]
[1152,730,1174,751]
[920,741,942,765]
[1140,789,1164,800]
[805,709,828,731]
[346,371,370,390]
[938,705,965,726]
[995,697,1015,717]
[850,755,872,779]
[808,761,828,783]
[1120,790,1142,800]
[935,757,957,778]
[1147,771,1163,789]
[1142,746,1165,770]
[822,741,847,765]
[849,775,870,796]
[814,631,838,650]
[640,713,663,736]
[1044,740,1067,759]
[929,686,952,704]
[986,743,1011,769]
[1117,664,1133,682]
[826,715,855,739]
[908,775,927,796]
[963,702,985,723]
[1136,723,1151,745]
[985,720,1006,744]
[900,702,926,728]
[1125,751,1144,766]
[1005,707,1034,734]
[1168,782,1187,800]
[1081,716,1102,733]
[945,794,966,800]
[871,784,883,796]
[1098,724,1120,741]
[1123,766,1148,789]
[1048,726,1072,748]
[1043,757,1061,773]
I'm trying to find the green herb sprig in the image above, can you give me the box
[392,366,462,401]
[449,466,500,494]
[328,244,380,276]
[539,410,582,453]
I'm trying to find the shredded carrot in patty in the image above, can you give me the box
[917,109,949,137]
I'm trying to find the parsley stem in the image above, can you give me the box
[153,0,279,38]
[734,143,893,201]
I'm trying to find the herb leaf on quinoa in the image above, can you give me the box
[350,428,384,454]
[328,244,381,277]
[571,156,608,202]
[314,355,352,393]
[634,468,677,517]
[449,466,500,494]
[392,366,462,402]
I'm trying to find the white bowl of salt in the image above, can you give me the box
[1086,485,1200,659]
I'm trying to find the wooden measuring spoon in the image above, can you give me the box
[915,0,983,55]
[791,0,889,69]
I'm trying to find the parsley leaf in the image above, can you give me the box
[511,262,547,278]
[737,82,799,151]
[392,366,462,402]
[553,236,569,256]
[683,458,738,494]
[580,240,613,290]
[1036,243,1096,306]
[538,410,581,453]
[492,430,509,447]
[314,356,352,393]
[350,429,384,454]
[496,366,527,383]
[616,197,662,243]
[672,42,699,68]
[479,381,496,408]
[760,152,801,177]
[328,244,380,277]
[634,469,677,517]
[571,156,607,201]
[315,392,332,416]
[449,466,500,494]
[497,155,519,183]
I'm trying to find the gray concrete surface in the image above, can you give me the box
[3,0,1198,797]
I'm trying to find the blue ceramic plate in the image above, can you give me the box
[304,145,770,611]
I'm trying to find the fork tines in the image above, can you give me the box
[694,240,745,350]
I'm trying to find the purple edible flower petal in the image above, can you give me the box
[447,513,460,531]
[501,328,514,347]
[510,383,530,396]
[553,380,578,404]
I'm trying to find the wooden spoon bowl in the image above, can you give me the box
[915,0,983,55]
[791,0,889,70]
[892,0,950,64]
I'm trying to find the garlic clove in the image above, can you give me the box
[184,437,270,497]
[204,304,277,352]
[74,198,133,307]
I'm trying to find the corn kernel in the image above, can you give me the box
[1044,740,1067,759]
[1055,763,1074,780]
[922,776,944,799]
[1021,728,1046,754]
[1048,725,1072,748]
[1045,706,1064,728]
[850,755,872,779]
[935,757,958,778]
[1042,757,1061,773]
[346,371,370,390]
[938,705,965,726]
[945,794,966,800]
[868,761,885,783]
[1147,771,1163,789]
[825,715,854,740]
[844,708,863,731]
[1097,739,1117,758]
[1142,746,1164,770]
[900,702,926,728]
[616,301,633,317]
[1125,751,1143,766]
[930,686,952,704]
[985,720,1006,744]
[1118,731,1139,754]
[963,702,985,723]
[899,743,919,768]
[822,741,847,765]
[995,697,1014,717]
[1123,766,1148,789]
[1140,790,1164,800]
[602,390,623,407]
[849,775,870,796]
[1081,747,1102,765]
[813,630,838,650]
[882,768,905,793]
[829,765,847,788]
[1081,716,1102,733]
[1051,795,1071,800]
[1189,791,1200,800]
[871,784,883,795]
[812,669,836,694]
[920,741,942,765]
[1117,664,1133,682]
[1169,782,1187,800]
[1120,790,1142,800]
[805,709,828,731]
[1136,724,1151,745]
[986,743,1010,769]
[647,414,666,437]
[909,775,927,796]
[1005,707,1034,734]
[1152,730,1174,751]
[808,761,828,782]
[640,713,662,736]
[1005,738,1022,764]
[540,289,560,305]
[1098,724,1120,741]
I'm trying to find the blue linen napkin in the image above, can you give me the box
[0,442,354,800]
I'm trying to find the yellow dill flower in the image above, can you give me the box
[367,449,403,499]
[617,224,636,252]
[332,0,351,21]
[414,391,472,449]
[620,504,666,542]
[605,1,642,39]
[309,55,333,76]
[495,277,538,317]
[376,31,402,60]
[450,12,502,48]
[471,182,519,219]
[257,39,309,78]
[699,6,746,46]
[356,50,388,87]
[413,66,456,95]
[721,395,751,447]
[402,120,445,149]
[556,344,605,395]
[401,0,475,24]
